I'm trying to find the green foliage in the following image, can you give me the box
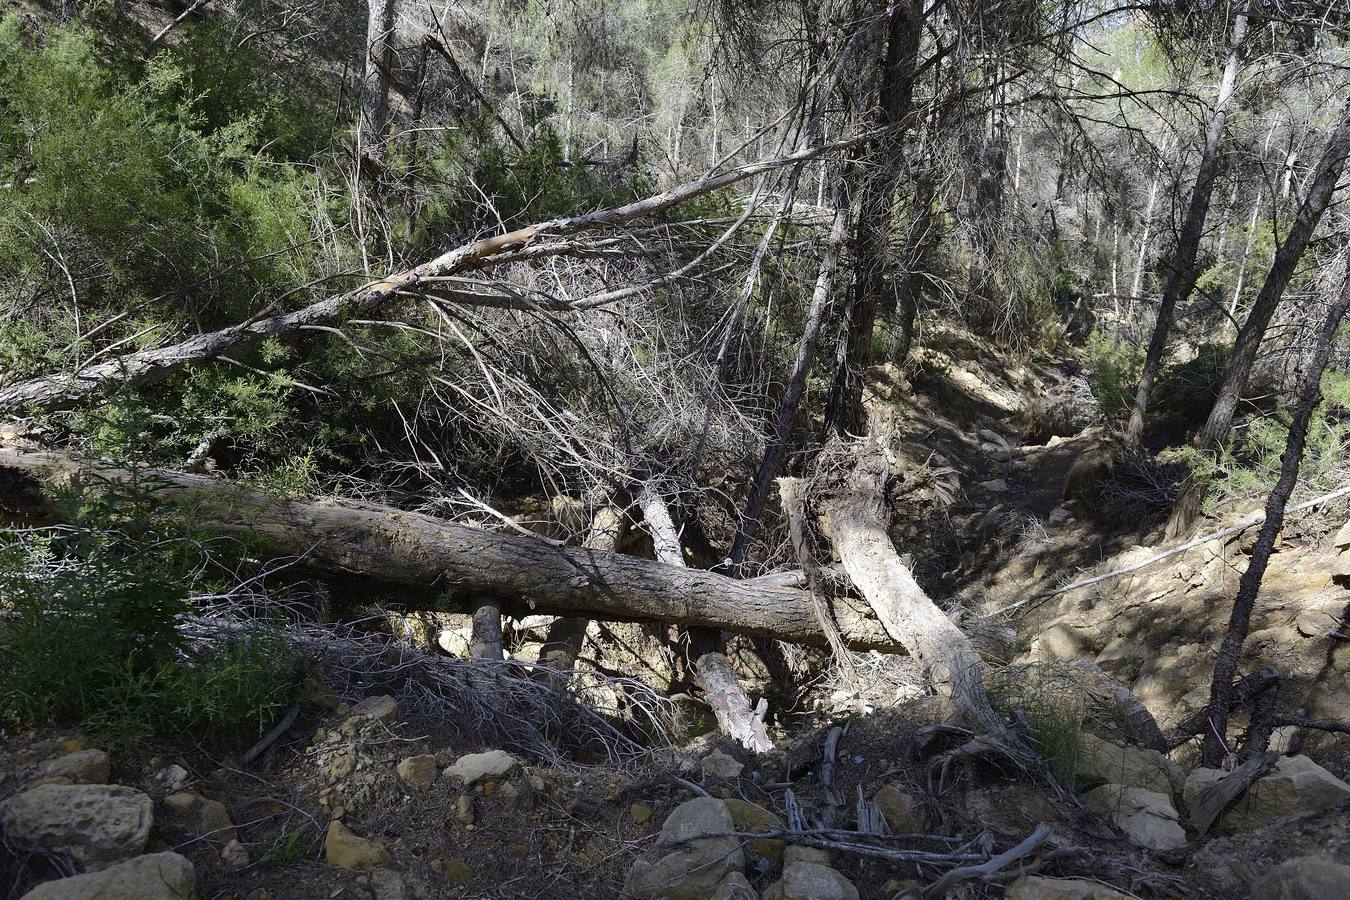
[0,478,294,745]
[987,665,1085,786]
[1164,369,1350,511]
[1085,329,1146,418]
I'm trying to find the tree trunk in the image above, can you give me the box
[889,172,938,362]
[1168,100,1350,537]
[1124,3,1248,444]
[824,0,924,435]
[639,483,773,752]
[542,493,628,670]
[1199,262,1350,765]
[0,129,895,417]
[360,0,396,230]
[819,441,991,720]
[469,595,504,660]
[728,176,853,568]
[0,447,906,651]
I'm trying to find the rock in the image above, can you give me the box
[1334,519,1350,549]
[1250,857,1350,900]
[1184,755,1350,833]
[154,765,191,793]
[197,798,236,842]
[711,871,758,900]
[371,868,409,900]
[220,838,250,869]
[783,844,831,867]
[1036,623,1087,662]
[1048,506,1073,525]
[437,628,472,657]
[1005,875,1134,899]
[454,794,474,826]
[444,750,519,786]
[324,820,390,869]
[19,852,194,900]
[700,750,744,779]
[41,749,110,784]
[723,798,785,862]
[763,863,859,900]
[0,783,153,871]
[1081,784,1186,850]
[396,754,437,790]
[623,798,745,900]
[349,695,398,723]
[629,803,653,825]
[872,784,922,833]
[979,478,1009,492]
[1075,733,1182,796]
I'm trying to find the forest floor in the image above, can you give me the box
[3,328,1350,900]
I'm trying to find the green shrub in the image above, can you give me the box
[0,479,294,745]
[1086,329,1145,419]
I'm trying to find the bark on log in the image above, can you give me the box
[0,447,899,651]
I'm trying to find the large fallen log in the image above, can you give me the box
[0,126,896,417]
[0,447,897,651]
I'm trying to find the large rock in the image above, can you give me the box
[0,784,152,871]
[711,871,757,900]
[1250,857,1350,900]
[723,798,784,862]
[1335,520,1350,584]
[1075,733,1181,796]
[1005,875,1134,899]
[872,784,922,833]
[20,852,194,900]
[444,750,520,786]
[40,749,110,784]
[1082,784,1186,850]
[1184,755,1350,833]
[396,754,438,790]
[763,863,859,900]
[324,820,390,869]
[349,695,398,723]
[623,798,745,900]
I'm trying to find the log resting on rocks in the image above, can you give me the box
[0,447,900,651]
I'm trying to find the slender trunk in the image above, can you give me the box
[1130,139,1169,303]
[889,172,938,362]
[729,177,853,567]
[469,596,504,660]
[360,0,396,230]
[1229,115,1282,330]
[1169,101,1350,537]
[824,0,924,435]
[1125,5,1248,444]
[1200,264,1350,765]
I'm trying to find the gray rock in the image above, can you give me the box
[872,784,922,833]
[19,852,193,899]
[444,750,520,786]
[980,478,1010,492]
[763,863,859,900]
[711,871,758,900]
[700,750,744,779]
[624,798,745,900]
[1075,733,1182,796]
[1184,755,1350,833]
[396,754,438,790]
[40,750,110,784]
[1,784,152,871]
[1005,875,1133,899]
[1250,857,1350,900]
[1082,783,1186,850]
[349,695,398,723]
[371,868,409,900]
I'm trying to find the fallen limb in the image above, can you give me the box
[0,446,902,651]
[0,126,898,416]
[921,824,1052,898]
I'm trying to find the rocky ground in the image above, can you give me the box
[4,331,1350,899]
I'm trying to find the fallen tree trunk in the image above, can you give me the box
[0,446,900,651]
[0,127,897,417]
[820,439,992,721]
